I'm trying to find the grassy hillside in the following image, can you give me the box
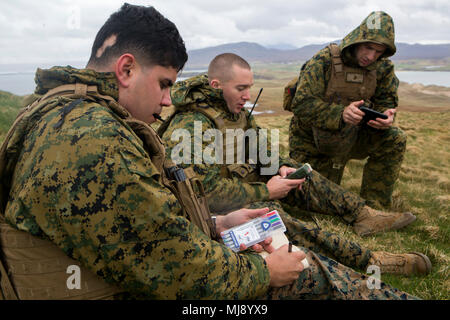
[0,90,23,142]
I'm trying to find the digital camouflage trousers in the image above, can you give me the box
[289,122,407,209]
[247,198,371,271]
[264,247,417,300]
[247,164,371,269]
[246,200,416,299]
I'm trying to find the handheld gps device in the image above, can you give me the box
[359,105,388,123]
[285,163,312,180]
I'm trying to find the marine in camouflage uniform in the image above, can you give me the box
[0,66,419,300]
[287,11,406,209]
[159,72,411,272]
[4,66,271,299]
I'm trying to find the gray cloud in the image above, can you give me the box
[0,0,449,65]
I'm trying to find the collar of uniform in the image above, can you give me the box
[172,73,233,116]
[34,66,119,101]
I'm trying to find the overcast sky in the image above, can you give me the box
[1,0,449,66]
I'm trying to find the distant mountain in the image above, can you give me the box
[265,43,299,50]
[185,41,450,69]
[395,43,450,60]
[185,42,313,68]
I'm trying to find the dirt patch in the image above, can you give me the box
[398,82,450,111]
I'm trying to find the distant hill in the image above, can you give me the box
[185,41,450,69]
[395,43,450,60]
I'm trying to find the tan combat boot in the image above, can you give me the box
[368,251,432,276]
[353,206,416,236]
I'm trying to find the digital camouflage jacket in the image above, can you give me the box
[2,66,270,299]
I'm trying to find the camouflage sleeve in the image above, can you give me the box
[291,48,345,131]
[161,112,270,213]
[92,139,270,299]
[371,59,399,113]
[6,102,270,299]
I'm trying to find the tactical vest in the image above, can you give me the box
[0,83,215,300]
[325,43,377,105]
[311,43,377,168]
[158,105,261,183]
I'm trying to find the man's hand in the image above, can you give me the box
[215,207,270,235]
[367,108,395,130]
[265,244,307,287]
[342,100,365,125]
[267,175,305,200]
[240,237,274,253]
[215,207,274,252]
[278,165,297,178]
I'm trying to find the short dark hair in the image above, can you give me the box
[87,3,187,71]
[208,53,251,82]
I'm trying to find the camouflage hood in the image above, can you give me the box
[339,11,396,68]
[170,73,229,113]
[34,66,119,100]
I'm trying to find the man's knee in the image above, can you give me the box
[390,126,407,149]
[385,127,407,159]
[373,126,407,157]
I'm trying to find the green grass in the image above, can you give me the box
[0,90,23,142]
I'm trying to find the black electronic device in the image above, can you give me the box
[359,106,388,123]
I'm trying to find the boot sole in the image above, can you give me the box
[357,213,417,237]
[410,251,432,274]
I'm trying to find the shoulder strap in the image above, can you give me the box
[0,83,124,215]
[192,106,225,130]
[157,105,226,139]
[328,43,344,73]
[40,83,116,104]
[282,76,299,112]
[193,106,249,133]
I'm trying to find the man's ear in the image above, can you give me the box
[115,54,137,88]
[210,79,221,89]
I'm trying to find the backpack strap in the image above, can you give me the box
[282,76,299,112]
[328,43,344,73]
[157,104,227,138]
